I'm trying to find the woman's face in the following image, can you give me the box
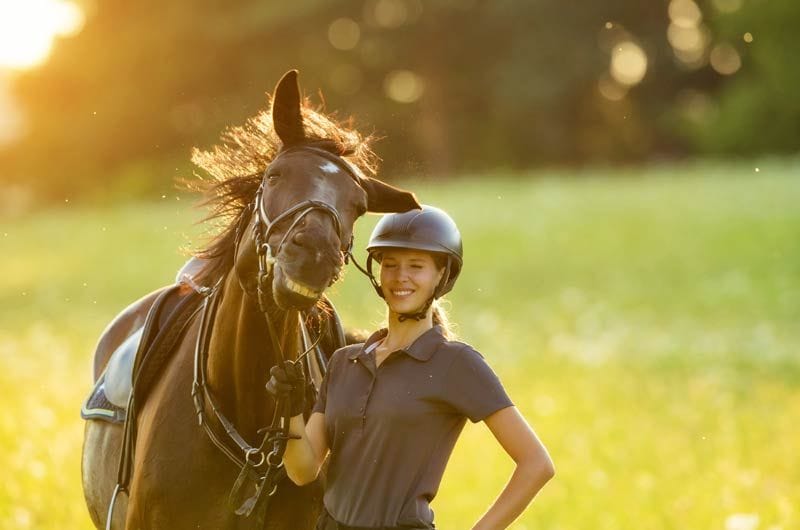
[379,249,445,315]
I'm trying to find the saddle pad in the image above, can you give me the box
[80,372,127,424]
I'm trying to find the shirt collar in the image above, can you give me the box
[347,325,445,362]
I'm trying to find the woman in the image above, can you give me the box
[267,205,555,530]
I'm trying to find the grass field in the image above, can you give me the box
[1,162,798,529]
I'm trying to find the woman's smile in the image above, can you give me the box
[378,249,444,315]
[386,283,424,310]
[386,285,422,311]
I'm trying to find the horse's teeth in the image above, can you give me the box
[285,276,320,298]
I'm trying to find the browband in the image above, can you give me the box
[267,145,363,185]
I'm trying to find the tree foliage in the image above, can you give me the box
[1,0,795,202]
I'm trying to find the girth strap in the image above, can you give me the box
[108,285,204,529]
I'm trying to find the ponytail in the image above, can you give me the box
[431,298,456,340]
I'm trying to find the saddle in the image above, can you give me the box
[80,283,204,424]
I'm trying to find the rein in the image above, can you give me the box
[193,145,357,524]
[191,277,324,522]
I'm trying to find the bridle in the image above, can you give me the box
[191,145,361,526]
[250,187,350,314]
[231,145,364,308]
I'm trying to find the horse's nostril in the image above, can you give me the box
[292,231,308,247]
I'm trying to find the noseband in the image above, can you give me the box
[248,146,359,313]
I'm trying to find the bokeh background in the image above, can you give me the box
[0,1,798,529]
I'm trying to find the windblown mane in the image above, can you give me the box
[186,96,378,286]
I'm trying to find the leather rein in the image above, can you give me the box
[191,146,360,523]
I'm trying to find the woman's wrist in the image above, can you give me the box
[287,414,306,439]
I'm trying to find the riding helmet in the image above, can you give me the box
[366,205,463,298]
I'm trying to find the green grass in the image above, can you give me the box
[1,162,798,529]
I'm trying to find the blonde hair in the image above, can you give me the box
[430,254,456,340]
[432,298,456,340]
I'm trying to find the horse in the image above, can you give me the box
[81,70,420,529]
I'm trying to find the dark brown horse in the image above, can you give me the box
[81,70,419,529]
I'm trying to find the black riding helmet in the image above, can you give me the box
[365,206,463,307]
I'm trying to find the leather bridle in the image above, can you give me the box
[250,186,350,314]
[192,145,360,526]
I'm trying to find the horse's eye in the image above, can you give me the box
[267,172,281,185]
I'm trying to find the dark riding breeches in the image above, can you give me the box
[315,509,435,530]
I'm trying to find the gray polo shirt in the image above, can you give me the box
[312,325,514,528]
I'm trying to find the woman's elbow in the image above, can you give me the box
[289,475,315,487]
[286,466,320,487]
[284,458,323,486]
[540,457,556,481]
[520,455,555,486]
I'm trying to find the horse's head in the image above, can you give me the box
[234,71,420,310]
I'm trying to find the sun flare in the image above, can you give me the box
[0,0,84,70]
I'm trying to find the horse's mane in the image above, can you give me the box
[185,96,378,287]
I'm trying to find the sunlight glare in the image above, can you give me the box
[668,0,702,28]
[710,43,742,75]
[610,41,648,86]
[384,70,425,103]
[0,0,84,70]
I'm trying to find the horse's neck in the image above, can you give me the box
[206,273,299,438]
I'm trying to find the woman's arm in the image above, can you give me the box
[471,406,555,530]
[282,411,329,486]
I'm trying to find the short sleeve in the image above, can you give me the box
[311,368,330,415]
[443,347,513,422]
[311,347,345,415]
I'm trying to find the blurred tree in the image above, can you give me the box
[0,0,796,204]
[675,0,800,156]
[3,0,345,200]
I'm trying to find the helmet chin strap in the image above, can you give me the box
[396,294,435,322]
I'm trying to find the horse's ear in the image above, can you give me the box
[272,70,305,147]
[361,177,421,213]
